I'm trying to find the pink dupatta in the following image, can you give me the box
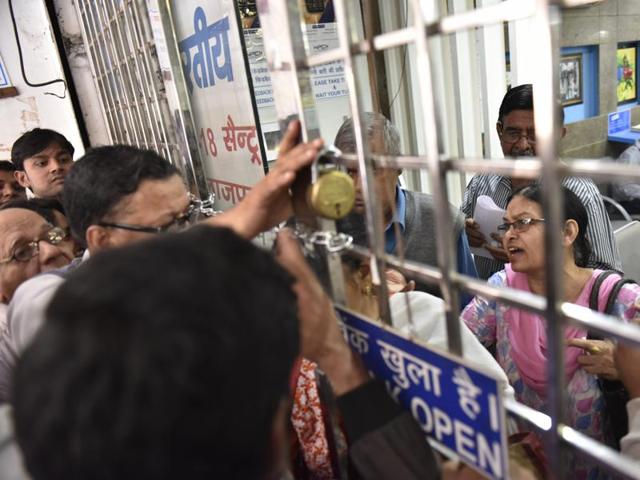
[505,266,611,398]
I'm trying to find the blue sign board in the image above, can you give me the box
[608,110,631,135]
[336,306,508,480]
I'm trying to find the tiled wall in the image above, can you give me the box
[560,0,640,158]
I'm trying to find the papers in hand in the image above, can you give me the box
[469,195,506,260]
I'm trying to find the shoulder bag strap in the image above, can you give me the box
[589,271,617,311]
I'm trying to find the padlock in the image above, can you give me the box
[306,147,355,220]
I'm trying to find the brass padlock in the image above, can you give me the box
[307,148,355,220]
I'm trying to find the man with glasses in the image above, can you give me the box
[0,122,324,401]
[0,202,76,402]
[0,207,74,305]
[462,84,621,279]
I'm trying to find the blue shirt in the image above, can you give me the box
[385,187,478,308]
[384,186,407,254]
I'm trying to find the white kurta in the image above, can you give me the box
[389,291,513,398]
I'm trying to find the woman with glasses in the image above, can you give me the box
[462,184,640,478]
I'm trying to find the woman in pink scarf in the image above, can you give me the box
[462,184,640,479]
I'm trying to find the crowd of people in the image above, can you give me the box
[0,84,637,479]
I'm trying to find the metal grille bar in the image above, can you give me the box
[336,153,640,183]
[407,0,464,356]
[560,427,640,479]
[332,0,393,324]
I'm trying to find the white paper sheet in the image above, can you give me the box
[469,195,506,259]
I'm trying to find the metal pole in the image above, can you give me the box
[408,0,463,356]
[330,0,392,323]
[531,1,566,476]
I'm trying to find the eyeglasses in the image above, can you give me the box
[497,217,546,233]
[498,126,537,145]
[97,203,197,235]
[0,226,71,265]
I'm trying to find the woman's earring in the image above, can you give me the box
[357,269,374,297]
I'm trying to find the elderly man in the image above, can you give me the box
[0,200,76,401]
[11,129,75,200]
[0,202,75,305]
[0,162,26,206]
[0,199,75,478]
[336,112,477,304]
[462,84,620,279]
[0,121,323,402]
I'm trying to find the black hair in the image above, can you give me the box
[498,84,565,125]
[12,226,299,480]
[11,129,74,171]
[0,160,17,173]
[62,145,180,246]
[508,184,592,267]
[0,198,65,226]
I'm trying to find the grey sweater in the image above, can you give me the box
[339,190,466,298]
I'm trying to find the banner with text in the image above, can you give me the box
[336,306,508,480]
[172,1,265,211]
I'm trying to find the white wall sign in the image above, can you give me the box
[172,0,265,211]
[244,23,348,111]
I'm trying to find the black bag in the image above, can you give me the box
[587,270,635,450]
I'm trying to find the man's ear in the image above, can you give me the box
[14,170,31,189]
[85,225,112,253]
[496,121,503,138]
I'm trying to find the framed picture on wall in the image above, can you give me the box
[559,54,583,106]
[617,45,637,104]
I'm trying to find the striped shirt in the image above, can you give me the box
[461,174,622,279]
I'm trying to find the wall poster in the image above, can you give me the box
[559,54,582,106]
[617,45,637,104]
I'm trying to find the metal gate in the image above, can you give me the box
[73,0,174,156]
[71,0,211,205]
[256,0,640,478]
